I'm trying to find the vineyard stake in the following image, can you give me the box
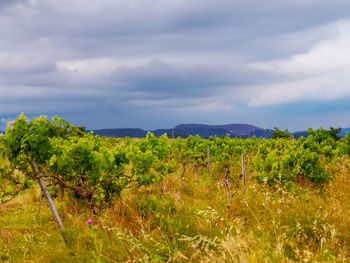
[241,154,246,196]
[194,164,200,185]
[207,145,210,177]
[31,161,65,229]
[223,167,232,215]
[180,164,187,187]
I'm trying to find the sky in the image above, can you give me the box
[1,0,350,131]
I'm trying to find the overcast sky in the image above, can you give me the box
[1,0,350,131]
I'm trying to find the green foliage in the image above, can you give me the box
[1,114,348,206]
[1,116,350,262]
[127,133,175,185]
[338,132,350,155]
[171,135,208,168]
[272,127,292,139]
[0,115,176,205]
[329,127,342,141]
[1,114,130,204]
[252,139,329,185]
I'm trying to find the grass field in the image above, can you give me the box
[1,159,350,262]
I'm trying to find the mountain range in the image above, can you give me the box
[93,123,274,138]
[93,124,350,138]
[1,124,349,139]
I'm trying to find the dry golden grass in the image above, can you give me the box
[0,160,350,262]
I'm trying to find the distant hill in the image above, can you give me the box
[93,123,273,138]
[292,131,309,139]
[247,128,274,138]
[174,123,261,136]
[2,125,348,139]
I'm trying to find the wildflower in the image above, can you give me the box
[86,219,92,224]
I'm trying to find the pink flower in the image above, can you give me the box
[86,219,92,224]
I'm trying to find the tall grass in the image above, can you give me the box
[1,160,350,262]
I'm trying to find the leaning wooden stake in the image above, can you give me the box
[31,161,64,229]
[207,145,210,177]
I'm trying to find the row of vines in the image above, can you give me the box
[1,114,350,206]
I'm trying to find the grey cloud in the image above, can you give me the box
[0,59,56,75]
[0,0,24,12]
[0,59,68,88]
[103,58,280,103]
[3,0,350,59]
[110,59,233,97]
[1,0,350,130]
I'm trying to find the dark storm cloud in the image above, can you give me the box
[110,60,237,97]
[3,0,349,58]
[1,0,350,130]
[0,0,24,11]
[104,58,281,103]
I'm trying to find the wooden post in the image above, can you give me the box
[223,167,232,214]
[180,165,187,187]
[241,154,246,186]
[207,145,210,177]
[31,161,64,229]
[194,164,200,185]
[241,154,246,198]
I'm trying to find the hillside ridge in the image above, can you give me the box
[93,123,271,138]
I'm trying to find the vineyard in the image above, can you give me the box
[1,114,350,262]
